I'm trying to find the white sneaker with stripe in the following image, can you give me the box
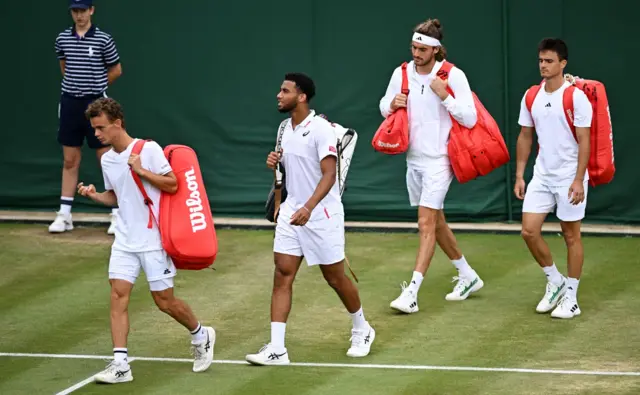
[551,295,581,319]
[245,344,290,366]
[536,280,567,313]
[389,281,419,314]
[445,274,484,301]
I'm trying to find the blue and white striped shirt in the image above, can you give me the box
[55,25,120,97]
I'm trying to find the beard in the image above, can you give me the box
[414,54,433,66]
[278,102,296,113]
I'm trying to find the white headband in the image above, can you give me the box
[412,32,441,47]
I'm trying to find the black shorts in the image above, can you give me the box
[58,93,109,149]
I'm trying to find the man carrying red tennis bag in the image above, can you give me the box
[525,74,615,187]
[131,140,218,270]
[374,59,509,183]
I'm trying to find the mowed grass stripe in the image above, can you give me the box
[1,225,639,395]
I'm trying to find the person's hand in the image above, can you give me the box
[430,78,449,100]
[514,177,526,200]
[390,94,407,111]
[128,154,143,175]
[568,179,585,205]
[266,151,281,170]
[290,206,311,226]
[77,182,97,198]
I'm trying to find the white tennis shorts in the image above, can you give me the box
[108,248,177,291]
[522,177,588,222]
[406,165,454,210]
[274,211,345,266]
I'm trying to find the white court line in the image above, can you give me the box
[54,356,136,395]
[2,352,639,377]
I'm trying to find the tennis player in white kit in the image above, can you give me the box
[246,73,375,365]
[379,19,485,314]
[77,98,215,383]
[515,38,592,319]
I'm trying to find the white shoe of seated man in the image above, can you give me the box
[94,360,133,384]
[390,281,419,314]
[246,344,290,366]
[107,209,118,235]
[48,211,73,233]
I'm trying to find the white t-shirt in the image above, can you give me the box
[518,81,593,186]
[279,110,343,220]
[101,139,173,252]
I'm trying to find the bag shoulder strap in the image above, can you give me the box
[437,61,456,97]
[563,85,578,140]
[525,83,542,115]
[130,139,157,229]
[400,62,409,95]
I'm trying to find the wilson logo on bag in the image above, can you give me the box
[131,140,218,270]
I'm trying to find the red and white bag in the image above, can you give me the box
[371,62,410,155]
[525,75,615,187]
[131,140,218,270]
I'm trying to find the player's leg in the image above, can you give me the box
[302,212,374,357]
[50,97,84,233]
[319,260,375,357]
[94,250,139,384]
[86,102,119,235]
[389,168,428,313]
[144,251,215,372]
[551,182,588,319]
[246,214,302,365]
[521,178,566,313]
[436,210,484,301]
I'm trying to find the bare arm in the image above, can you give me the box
[137,169,178,194]
[107,63,122,85]
[573,127,590,181]
[304,156,337,211]
[516,126,534,180]
[59,60,65,76]
[93,190,118,206]
[77,183,118,207]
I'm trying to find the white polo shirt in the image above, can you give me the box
[101,139,173,252]
[279,110,343,220]
[518,81,593,186]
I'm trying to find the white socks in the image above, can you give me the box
[60,197,73,215]
[113,348,128,365]
[349,307,368,330]
[407,271,423,293]
[542,264,565,286]
[452,256,476,278]
[566,277,580,299]
[271,322,286,351]
[190,322,207,344]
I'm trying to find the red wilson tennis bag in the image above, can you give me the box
[131,140,218,270]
